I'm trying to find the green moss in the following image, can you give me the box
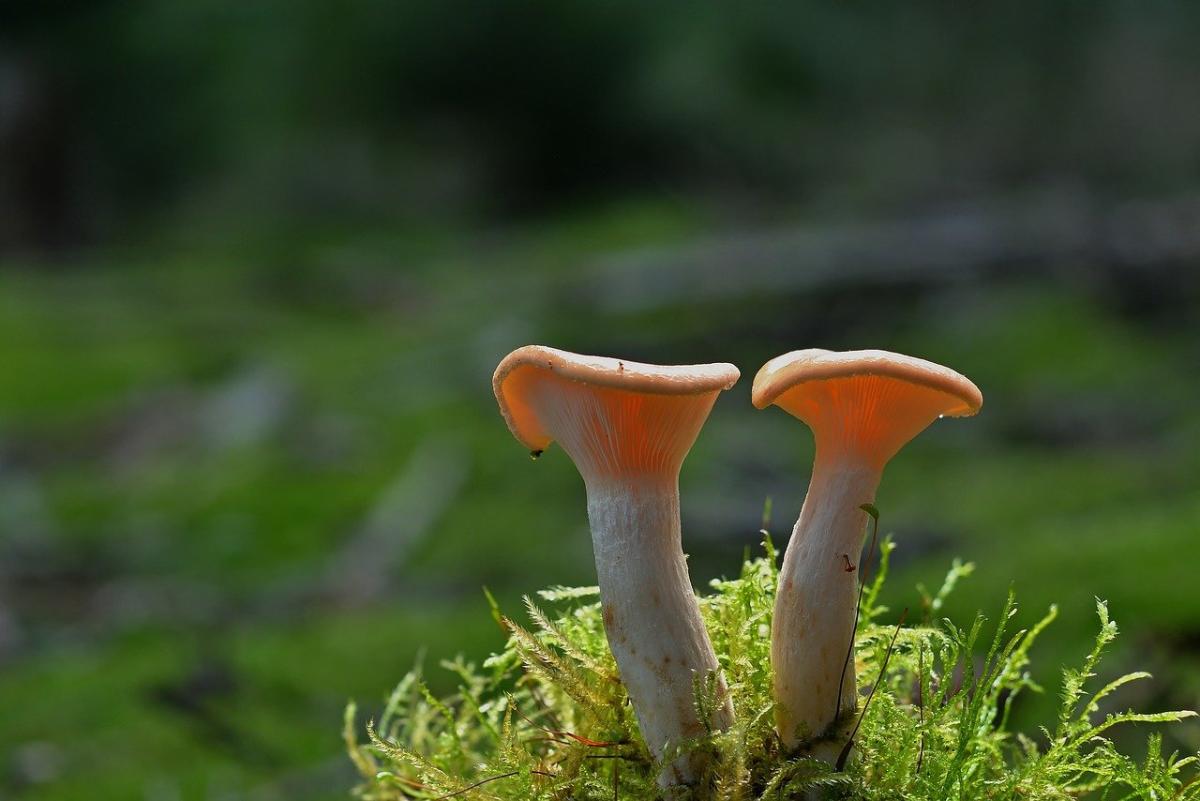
[347,537,1199,799]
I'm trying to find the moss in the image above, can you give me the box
[346,533,1199,799]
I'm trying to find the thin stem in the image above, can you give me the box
[836,607,908,771]
[916,645,926,774]
[835,504,880,724]
[510,695,622,747]
[429,771,518,799]
[430,769,555,800]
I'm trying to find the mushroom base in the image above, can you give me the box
[585,477,734,789]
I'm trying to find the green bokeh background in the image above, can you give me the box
[1,4,1198,799]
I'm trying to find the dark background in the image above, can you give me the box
[1,4,1198,799]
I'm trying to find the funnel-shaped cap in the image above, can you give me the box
[752,349,982,468]
[494,346,740,481]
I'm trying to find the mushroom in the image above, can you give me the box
[751,349,982,757]
[494,345,738,789]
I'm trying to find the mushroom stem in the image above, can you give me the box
[773,454,881,754]
[587,475,733,788]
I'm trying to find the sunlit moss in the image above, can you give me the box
[347,536,1199,799]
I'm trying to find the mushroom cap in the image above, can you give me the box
[493,345,740,476]
[752,349,982,466]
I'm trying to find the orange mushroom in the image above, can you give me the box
[752,349,982,758]
[494,345,739,789]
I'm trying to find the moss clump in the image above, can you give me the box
[345,535,1198,799]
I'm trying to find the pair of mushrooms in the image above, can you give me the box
[493,346,982,790]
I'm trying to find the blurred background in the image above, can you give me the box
[2,3,1199,799]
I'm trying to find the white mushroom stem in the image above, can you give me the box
[773,453,881,754]
[587,475,734,787]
